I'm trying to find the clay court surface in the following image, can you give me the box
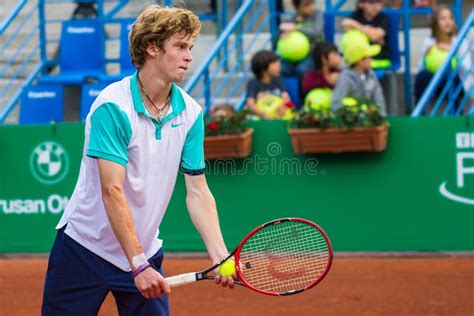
[1,256,473,316]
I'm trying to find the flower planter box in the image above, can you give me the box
[204,128,254,159]
[288,124,389,154]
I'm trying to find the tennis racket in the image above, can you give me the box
[165,217,332,296]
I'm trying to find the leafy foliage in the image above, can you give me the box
[205,107,249,136]
[289,98,386,129]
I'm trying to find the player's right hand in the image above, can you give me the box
[134,267,171,298]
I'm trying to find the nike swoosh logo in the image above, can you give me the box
[171,122,183,128]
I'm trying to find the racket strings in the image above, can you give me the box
[238,221,330,294]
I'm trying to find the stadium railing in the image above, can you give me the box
[0,1,44,123]
[411,9,474,117]
[184,0,276,113]
[0,0,226,124]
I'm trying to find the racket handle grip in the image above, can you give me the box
[166,272,197,287]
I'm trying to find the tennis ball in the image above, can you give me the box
[219,259,236,277]
[425,46,457,73]
[305,88,332,111]
[256,95,284,118]
[340,29,369,53]
[276,31,311,63]
[341,97,358,107]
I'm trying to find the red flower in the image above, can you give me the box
[284,100,295,108]
[208,121,219,130]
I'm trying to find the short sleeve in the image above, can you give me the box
[377,14,390,32]
[246,79,258,99]
[87,102,132,166]
[181,111,205,175]
[274,77,287,93]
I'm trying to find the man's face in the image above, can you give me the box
[360,1,383,20]
[153,33,194,83]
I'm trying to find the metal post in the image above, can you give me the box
[268,0,278,44]
[38,0,47,74]
[204,69,211,112]
[222,0,229,72]
[235,1,243,72]
[402,0,412,113]
[97,0,104,18]
[453,0,462,27]
[325,0,332,11]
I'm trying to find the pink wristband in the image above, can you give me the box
[132,262,150,278]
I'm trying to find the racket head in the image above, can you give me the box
[234,217,332,296]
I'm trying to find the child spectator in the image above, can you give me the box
[331,40,387,115]
[414,6,471,105]
[246,50,292,119]
[301,42,342,97]
[341,0,391,69]
[278,0,325,77]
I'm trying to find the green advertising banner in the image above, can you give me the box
[0,117,473,253]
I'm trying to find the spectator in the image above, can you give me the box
[246,50,293,119]
[331,39,387,115]
[72,1,98,19]
[278,0,325,77]
[341,0,391,69]
[301,42,342,98]
[414,6,471,105]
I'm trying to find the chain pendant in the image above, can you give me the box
[158,110,164,123]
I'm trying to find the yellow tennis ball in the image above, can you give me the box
[305,88,332,111]
[276,31,311,63]
[256,95,284,118]
[425,46,457,73]
[218,259,236,277]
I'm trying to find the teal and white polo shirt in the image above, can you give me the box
[57,73,205,271]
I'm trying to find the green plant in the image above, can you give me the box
[287,108,333,129]
[289,97,386,129]
[205,108,249,136]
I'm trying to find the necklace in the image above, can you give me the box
[137,75,170,123]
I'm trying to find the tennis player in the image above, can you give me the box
[42,5,233,315]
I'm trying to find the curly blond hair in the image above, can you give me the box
[129,5,201,68]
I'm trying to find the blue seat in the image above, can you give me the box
[80,82,110,121]
[20,84,64,124]
[282,76,301,109]
[40,19,105,84]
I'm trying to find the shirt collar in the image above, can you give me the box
[130,71,186,119]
